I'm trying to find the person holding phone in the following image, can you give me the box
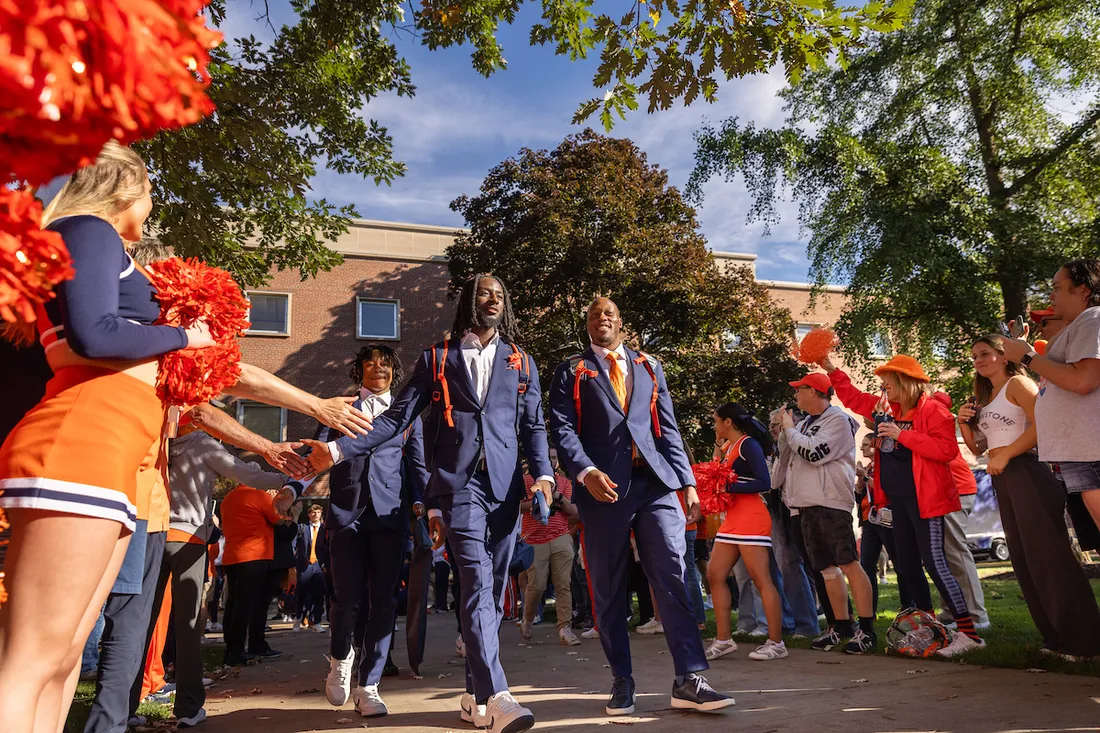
[959,334,1100,660]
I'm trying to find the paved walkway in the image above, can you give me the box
[197,615,1100,733]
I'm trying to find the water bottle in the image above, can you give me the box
[874,388,896,453]
[532,490,550,526]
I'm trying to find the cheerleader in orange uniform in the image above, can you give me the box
[0,143,214,733]
[704,403,788,662]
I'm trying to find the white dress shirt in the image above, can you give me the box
[579,341,631,483]
[460,331,498,404]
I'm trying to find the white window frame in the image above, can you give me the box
[244,291,292,337]
[870,331,892,360]
[355,297,401,341]
[795,322,819,342]
[235,401,287,442]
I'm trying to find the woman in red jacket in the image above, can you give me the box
[819,355,984,656]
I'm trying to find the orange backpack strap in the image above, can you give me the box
[568,355,598,431]
[430,341,455,428]
[634,352,662,439]
[508,343,531,395]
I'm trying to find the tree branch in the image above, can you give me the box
[1006,103,1100,197]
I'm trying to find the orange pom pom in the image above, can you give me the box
[0,188,74,331]
[1034,339,1047,356]
[691,461,740,516]
[146,257,249,407]
[796,327,839,365]
[0,0,222,184]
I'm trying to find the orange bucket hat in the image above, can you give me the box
[874,354,930,383]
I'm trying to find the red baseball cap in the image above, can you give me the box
[1030,308,1054,323]
[789,373,832,393]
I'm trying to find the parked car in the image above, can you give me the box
[967,532,1010,562]
[965,469,1009,562]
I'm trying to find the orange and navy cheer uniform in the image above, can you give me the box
[0,215,187,530]
[714,435,773,547]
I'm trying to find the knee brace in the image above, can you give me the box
[820,566,843,580]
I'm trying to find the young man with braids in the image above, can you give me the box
[304,275,554,733]
[548,297,734,717]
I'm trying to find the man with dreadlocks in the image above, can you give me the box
[303,275,554,733]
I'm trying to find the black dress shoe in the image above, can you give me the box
[670,674,735,712]
[605,676,635,716]
[382,655,400,677]
[223,652,259,666]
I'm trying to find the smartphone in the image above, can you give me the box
[1009,315,1026,338]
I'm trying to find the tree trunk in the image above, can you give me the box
[999,276,1029,322]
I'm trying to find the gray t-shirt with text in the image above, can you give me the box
[1036,306,1100,462]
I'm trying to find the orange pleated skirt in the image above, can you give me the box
[0,366,164,531]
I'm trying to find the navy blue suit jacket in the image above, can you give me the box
[316,413,428,532]
[334,337,554,503]
[295,521,329,574]
[548,345,695,507]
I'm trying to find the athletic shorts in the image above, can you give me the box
[798,505,858,572]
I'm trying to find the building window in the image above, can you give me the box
[245,292,290,336]
[356,298,400,340]
[870,332,891,359]
[796,323,816,342]
[236,401,286,442]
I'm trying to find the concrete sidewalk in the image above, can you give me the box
[197,614,1100,733]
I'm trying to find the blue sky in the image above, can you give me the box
[223,2,812,282]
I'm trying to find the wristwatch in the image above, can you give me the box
[1021,350,1039,366]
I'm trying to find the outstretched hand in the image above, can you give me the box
[315,396,373,438]
[262,441,311,478]
[300,438,335,473]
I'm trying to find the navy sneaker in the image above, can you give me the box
[605,676,635,716]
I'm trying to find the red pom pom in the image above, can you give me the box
[691,461,740,516]
[0,0,222,184]
[146,257,249,406]
[0,188,74,337]
[796,327,839,365]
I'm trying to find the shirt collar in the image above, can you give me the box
[460,331,499,351]
[590,341,627,363]
[358,388,391,406]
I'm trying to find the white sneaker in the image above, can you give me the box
[559,627,581,646]
[936,633,985,658]
[705,638,738,661]
[636,618,664,635]
[485,691,534,733]
[456,635,467,658]
[201,677,213,688]
[315,623,329,634]
[325,651,355,706]
[353,684,388,717]
[460,692,487,727]
[292,618,302,632]
[581,627,600,640]
[748,639,789,661]
[176,709,206,729]
[746,627,768,638]
[205,621,222,633]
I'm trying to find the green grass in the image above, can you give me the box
[66,641,227,731]
[703,562,1100,677]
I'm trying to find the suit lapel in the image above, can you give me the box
[624,346,647,417]
[585,346,625,416]
[445,336,479,405]
[485,339,513,404]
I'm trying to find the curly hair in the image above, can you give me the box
[1062,259,1100,307]
[348,343,403,388]
[451,274,520,343]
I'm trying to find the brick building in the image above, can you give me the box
[234,219,856,489]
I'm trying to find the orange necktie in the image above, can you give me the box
[606,354,627,410]
[309,526,318,565]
